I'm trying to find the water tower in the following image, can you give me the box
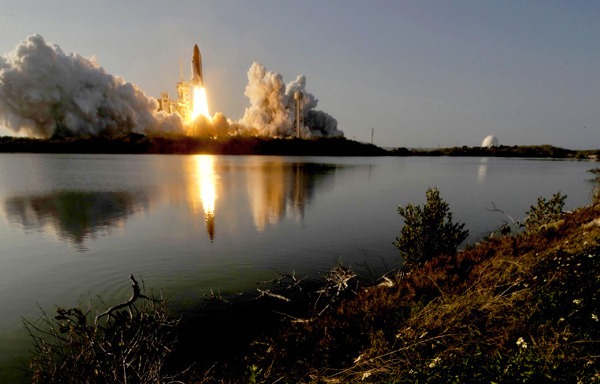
[294,91,304,138]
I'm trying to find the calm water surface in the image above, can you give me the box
[0,154,596,380]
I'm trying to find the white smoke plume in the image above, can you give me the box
[236,62,343,138]
[0,34,184,138]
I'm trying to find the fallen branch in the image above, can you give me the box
[487,202,518,225]
[258,271,307,291]
[256,288,291,302]
[95,274,155,326]
[272,311,312,323]
[27,276,177,384]
[314,264,357,316]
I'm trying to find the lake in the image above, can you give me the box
[0,154,597,381]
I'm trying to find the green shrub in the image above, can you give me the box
[395,188,469,269]
[524,192,566,231]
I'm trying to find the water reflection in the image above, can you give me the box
[187,156,219,241]
[1,156,343,248]
[247,162,337,231]
[4,190,150,251]
[477,158,489,183]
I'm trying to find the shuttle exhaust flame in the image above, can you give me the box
[191,85,210,122]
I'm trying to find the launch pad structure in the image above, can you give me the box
[157,45,204,123]
[157,61,192,122]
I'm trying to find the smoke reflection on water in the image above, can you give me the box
[246,161,329,232]
[1,155,342,250]
[3,190,151,251]
[181,156,340,239]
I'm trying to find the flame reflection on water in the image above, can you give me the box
[188,155,218,241]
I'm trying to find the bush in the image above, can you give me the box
[25,277,178,384]
[395,188,469,268]
[524,192,566,231]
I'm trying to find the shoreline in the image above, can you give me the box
[1,134,599,159]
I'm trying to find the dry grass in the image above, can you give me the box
[245,204,600,383]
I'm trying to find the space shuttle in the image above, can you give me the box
[191,44,203,86]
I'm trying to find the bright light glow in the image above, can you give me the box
[195,155,217,216]
[187,155,218,240]
[191,85,210,121]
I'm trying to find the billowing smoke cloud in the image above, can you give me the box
[0,34,184,138]
[235,62,343,138]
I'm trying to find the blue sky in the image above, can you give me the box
[1,1,599,148]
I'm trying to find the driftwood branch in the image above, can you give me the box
[95,274,154,326]
[256,288,291,302]
[376,269,406,287]
[258,271,307,291]
[204,289,224,302]
[487,202,518,225]
[314,264,357,316]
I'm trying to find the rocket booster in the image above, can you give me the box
[191,44,203,86]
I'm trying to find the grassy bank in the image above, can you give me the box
[240,202,600,383]
[25,189,600,383]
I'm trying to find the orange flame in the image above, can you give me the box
[191,85,210,121]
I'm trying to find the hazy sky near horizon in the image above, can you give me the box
[0,1,599,149]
